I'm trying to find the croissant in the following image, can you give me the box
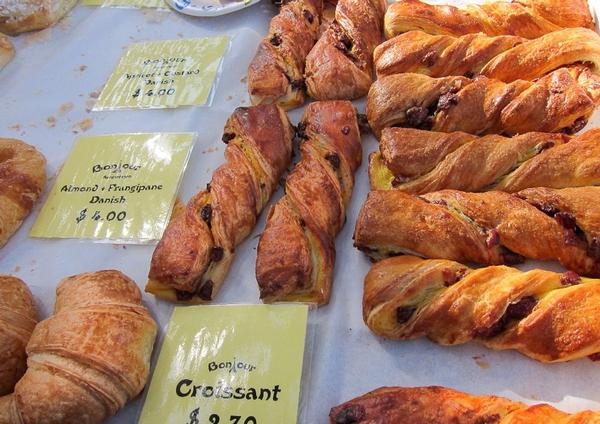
[0,0,79,34]
[366,66,600,138]
[147,105,294,303]
[0,34,13,70]
[330,386,600,423]
[0,276,36,397]
[0,270,157,424]
[256,100,362,305]
[247,0,323,110]
[374,28,600,82]
[0,138,46,248]
[353,187,600,276]
[303,0,387,100]
[369,127,600,194]
[384,0,595,40]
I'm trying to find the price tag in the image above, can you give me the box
[139,305,309,424]
[94,37,229,110]
[81,0,167,7]
[30,133,195,242]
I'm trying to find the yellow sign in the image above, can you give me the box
[30,133,194,242]
[94,37,229,110]
[139,305,309,424]
[81,0,167,7]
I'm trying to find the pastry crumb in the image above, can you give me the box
[79,64,88,72]
[472,355,490,369]
[8,123,21,131]
[59,102,74,115]
[225,95,233,101]
[89,91,100,99]
[12,265,20,273]
[201,147,218,154]
[73,118,93,133]
[240,75,247,83]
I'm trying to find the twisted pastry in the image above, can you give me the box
[384,0,595,40]
[374,28,600,82]
[147,105,294,304]
[0,0,79,34]
[0,138,46,248]
[256,101,361,305]
[247,0,322,110]
[366,66,600,138]
[304,0,387,100]
[0,276,36,396]
[370,127,600,194]
[330,386,600,422]
[0,270,157,424]
[0,34,14,70]
[353,187,600,277]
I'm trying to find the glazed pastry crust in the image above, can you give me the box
[147,105,294,304]
[0,0,79,35]
[256,101,361,305]
[0,34,14,70]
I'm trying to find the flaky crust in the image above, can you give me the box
[366,66,600,138]
[0,139,46,248]
[304,0,386,100]
[147,105,294,304]
[370,127,600,193]
[256,101,361,305]
[353,187,600,277]
[384,0,594,39]
[329,386,600,422]
[0,34,14,70]
[0,0,79,35]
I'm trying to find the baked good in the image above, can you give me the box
[353,187,600,276]
[256,100,361,305]
[0,0,79,35]
[0,139,47,248]
[0,270,157,424]
[366,66,600,138]
[0,34,14,70]
[147,105,294,303]
[330,386,600,423]
[374,28,600,82]
[384,0,595,39]
[247,0,323,110]
[0,276,36,396]
[304,0,386,100]
[370,127,600,193]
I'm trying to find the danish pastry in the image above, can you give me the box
[0,0,79,35]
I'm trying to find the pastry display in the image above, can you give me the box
[147,105,294,304]
[256,100,361,305]
[374,28,600,82]
[329,386,600,423]
[384,0,595,39]
[353,187,600,276]
[247,0,323,110]
[0,0,79,35]
[0,139,46,248]
[0,34,13,70]
[304,0,387,100]
[0,270,157,424]
[369,127,600,193]
[367,66,600,138]
[0,276,37,397]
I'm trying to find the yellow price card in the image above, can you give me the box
[30,133,195,242]
[139,305,309,424]
[81,0,167,7]
[94,37,229,110]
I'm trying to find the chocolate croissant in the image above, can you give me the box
[147,105,294,303]
[370,127,600,194]
[247,0,322,110]
[0,138,47,248]
[366,66,600,138]
[374,28,600,82]
[353,187,600,277]
[256,101,362,305]
[330,386,600,423]
[384,0,595,40]
[304,0,387,100]
[0,270,157,424]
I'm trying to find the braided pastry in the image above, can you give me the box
[147,105,294,304]
[370,127,600,194]
[366,66,600,138]
[0,34,14,70]
[247,0,322,110]
[256,101,361,305]
[374,28,600,82]
[384,0,595,40]
[353,187,600,277]
[304,0,387,100]
[0,138,46,248]
[0,0,79,35]
[330,386,600,423]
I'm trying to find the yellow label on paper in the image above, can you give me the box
[139,305,309,424]
[81,0,167,7]
[94,37,229,110]
[30,133,194,242]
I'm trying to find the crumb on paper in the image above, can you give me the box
[72,118,93,134]
[47,116,56,127]
[79,64,88,72]
[201,147,219,154]
[240,75,248,83]
[225,95,233,101]
[8,123,21,131]
[89,91,100,99]
[85,99,96,113]
[59,102,74,115]
[12,265,20,273]
[472,355,490,369]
